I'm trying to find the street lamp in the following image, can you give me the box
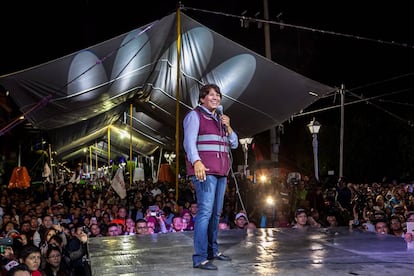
[307,118,321,182]
[239,138,253,177]
[164,152,176,165]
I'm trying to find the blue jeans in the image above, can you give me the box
[192,175,227,266]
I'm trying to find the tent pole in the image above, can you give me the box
[95,142,98,179]
[18,144,21,167]
[48,143,54,184]
[339,84,345,178]
[108,126,111,167]
[174,7,182,206]
[156,148,163,183]
[89,145,92,176]
[130,103,133,188]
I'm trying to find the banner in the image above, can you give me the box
[42,163,51,183]
[111,168,126,199]
[133,161,145,182]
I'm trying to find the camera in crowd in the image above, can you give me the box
[82,226,90,235]
[149,205,163,217]
[0,237,13,246]
[353,193,369,218]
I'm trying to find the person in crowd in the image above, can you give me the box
[124,218,136,235]
[170,216,185,232]
[374,219,389,235]
[150,185,162,198]
[28,217,39,245]
[181,210,194,231]
[66,223,90,276]
[110,206,128,231]
[294,181,309,212]
[0,244,18,276]
[18,221,32,245]
[336,178,353,213]
[325,212,339,228]
[181,215,189,232]
[218,219,230,230]
[183,83,238,270]
[275,211,291,228]
[16,234,28,247]
[33,215,66,248]
[361,222,375,232]
[1,222,17,238]
[144,207,167,234]
[245,221,257,234]
[309,208,328,228]
[18,245,42,276]
[292,208,309,230]
[306,186,326,216]
[6,264,31,276]
[361,197,375,222]
[106,223,120,237]
[89,223,102,237]
[43,245,71,276]
[373,195,388,213]
[162,206,174,228]
[135,219,150,235]
[389,215,404,237]
[129,201,144,222]
[403,211,414,247]
[233,212,248,229]
[146,219,156,235]
[99,212,111,234]
[188,202,198,224]
[46,235,71,270]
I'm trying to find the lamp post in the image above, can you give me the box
[164,152,176,165]
[307,118,321,182]
[265,196,275,227]
[239,138,253,178]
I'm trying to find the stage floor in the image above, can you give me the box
[88,227,414,275]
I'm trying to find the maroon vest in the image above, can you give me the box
[185,107,231,176]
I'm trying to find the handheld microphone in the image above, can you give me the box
[216,105,224,116]
[216,105,227,134]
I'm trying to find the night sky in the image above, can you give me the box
[1,1,414,181]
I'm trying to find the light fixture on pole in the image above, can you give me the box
[150,156,155,183]
[307,117,321,182]
[239,138,253,177]
[164,152,176,165]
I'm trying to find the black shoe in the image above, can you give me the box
[193,261,218,270]
[213,253,231,261]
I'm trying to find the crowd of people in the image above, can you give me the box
[0,176,256,275]
[1,173,414,274]
[277,176,414,245]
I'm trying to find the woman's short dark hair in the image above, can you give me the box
[46,244,62,258]
[198,84,221,104]
[48,234,63,245]
[18,244,41,261]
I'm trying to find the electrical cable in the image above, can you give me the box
[217,107,249,224]
[228,142,250,224]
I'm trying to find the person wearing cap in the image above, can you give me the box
[234,212,248,229]
[183,84,238,270]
